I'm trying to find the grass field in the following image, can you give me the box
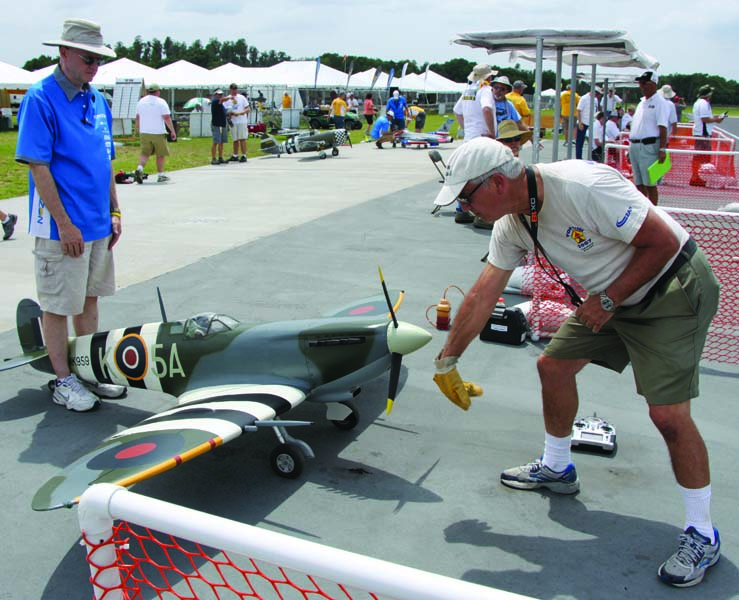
[1,108,736,203]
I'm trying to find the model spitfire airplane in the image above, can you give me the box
[260,128,351,159]
[1,272,431,511]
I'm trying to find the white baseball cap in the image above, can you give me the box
[434,138,514,206]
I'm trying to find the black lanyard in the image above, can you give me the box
[518,167,583,308]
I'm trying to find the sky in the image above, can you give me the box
[4,1,739,82]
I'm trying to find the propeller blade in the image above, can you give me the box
[386,352,402,415]
[378,266,398,328]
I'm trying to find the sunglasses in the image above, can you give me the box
[458,179,486,207]
[492,85,507,91]
[504,136,523,143]
[68,49,106,66]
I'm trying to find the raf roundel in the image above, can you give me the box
[114,333,149,381]
[87,433,186,470]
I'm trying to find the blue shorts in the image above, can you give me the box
[211,125,228,144]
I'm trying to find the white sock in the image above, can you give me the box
[542,432,572,472]
[680,484,715,543]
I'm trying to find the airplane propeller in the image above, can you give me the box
[378,267,431,415]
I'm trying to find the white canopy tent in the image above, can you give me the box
[0,60,35,87]
[453,30,660,161]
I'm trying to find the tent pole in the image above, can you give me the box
[552,48,563,162]
[532,36,543,163]
[568,56,578,159]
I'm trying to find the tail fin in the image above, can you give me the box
[17,298,45,353]
[436,118,454,133]
[260,135,285,156]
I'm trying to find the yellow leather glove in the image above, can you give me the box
[433,356,483,411]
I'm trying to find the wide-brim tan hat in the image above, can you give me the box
[43,18,117,59]
[468,63,496,82]
[496,120,532,145]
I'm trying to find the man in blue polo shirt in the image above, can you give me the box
[15,18,124,412]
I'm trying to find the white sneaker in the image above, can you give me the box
[52,374,100,412]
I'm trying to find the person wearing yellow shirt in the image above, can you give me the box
[560,85,580,146]
[407,104,426,132]
[331,93,348,130]
[506,80,532,127]
[282,93,292,109]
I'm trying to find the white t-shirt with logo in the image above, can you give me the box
[136,94,170,134]
[454,83,494,140]
[630,93,670,139]
[487,160,688,305]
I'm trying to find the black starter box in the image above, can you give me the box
[479,304,528,345]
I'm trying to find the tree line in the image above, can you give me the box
[22,37,739,105]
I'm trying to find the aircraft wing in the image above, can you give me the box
[323,290,404,318]
[31,384,306,511]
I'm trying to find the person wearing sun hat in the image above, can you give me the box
[432,135,721,589]
[690,84,727,186]
[14,18,124,412]
[452,63,497,223]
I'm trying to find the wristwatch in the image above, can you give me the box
[599,290,616,313]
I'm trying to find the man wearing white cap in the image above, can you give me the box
[658,84,679,138]
[431,137,721,589]
[630,70,671,205]
[452,63,496,223]
[15,18,124,412]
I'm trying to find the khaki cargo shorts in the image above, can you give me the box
[34,236,116,316]
[544,249,719,405]
[140,133,170,157]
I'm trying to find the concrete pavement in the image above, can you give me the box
[1,137,738,599]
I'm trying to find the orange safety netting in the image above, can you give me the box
[607,126,739,212]
[83,523,381,600]
[522,208,739,365]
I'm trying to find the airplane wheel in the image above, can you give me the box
[319,151,327,159]
[330,401,359,431]
[331,147,339,157]
[270,443,304,479]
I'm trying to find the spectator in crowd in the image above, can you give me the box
[496,119,532,158]
[491,76,528,133]
[362,93,376,138]
[370,110,393,148]
[1,210,17,240]
[605,111,622,164]
[134,83,176,183]
[15,18,123,412]
[575,86,602,159]
[629,71,670,205]
[431,136,721,590]
[591,111,606,162]
[560,84,580,146]
[658,85,679,138]
[407,103,426,133]
[224,84,250,163]
[282,92,292,109]
[621,106,635,131]
[506,80,532,127]
[210,89,228,165]
[386,89,409,130]
[347,92,359,113]
[600,87,622,116]
[690,84,727,187]
[331,92,348,130]
[453,63,496,224]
